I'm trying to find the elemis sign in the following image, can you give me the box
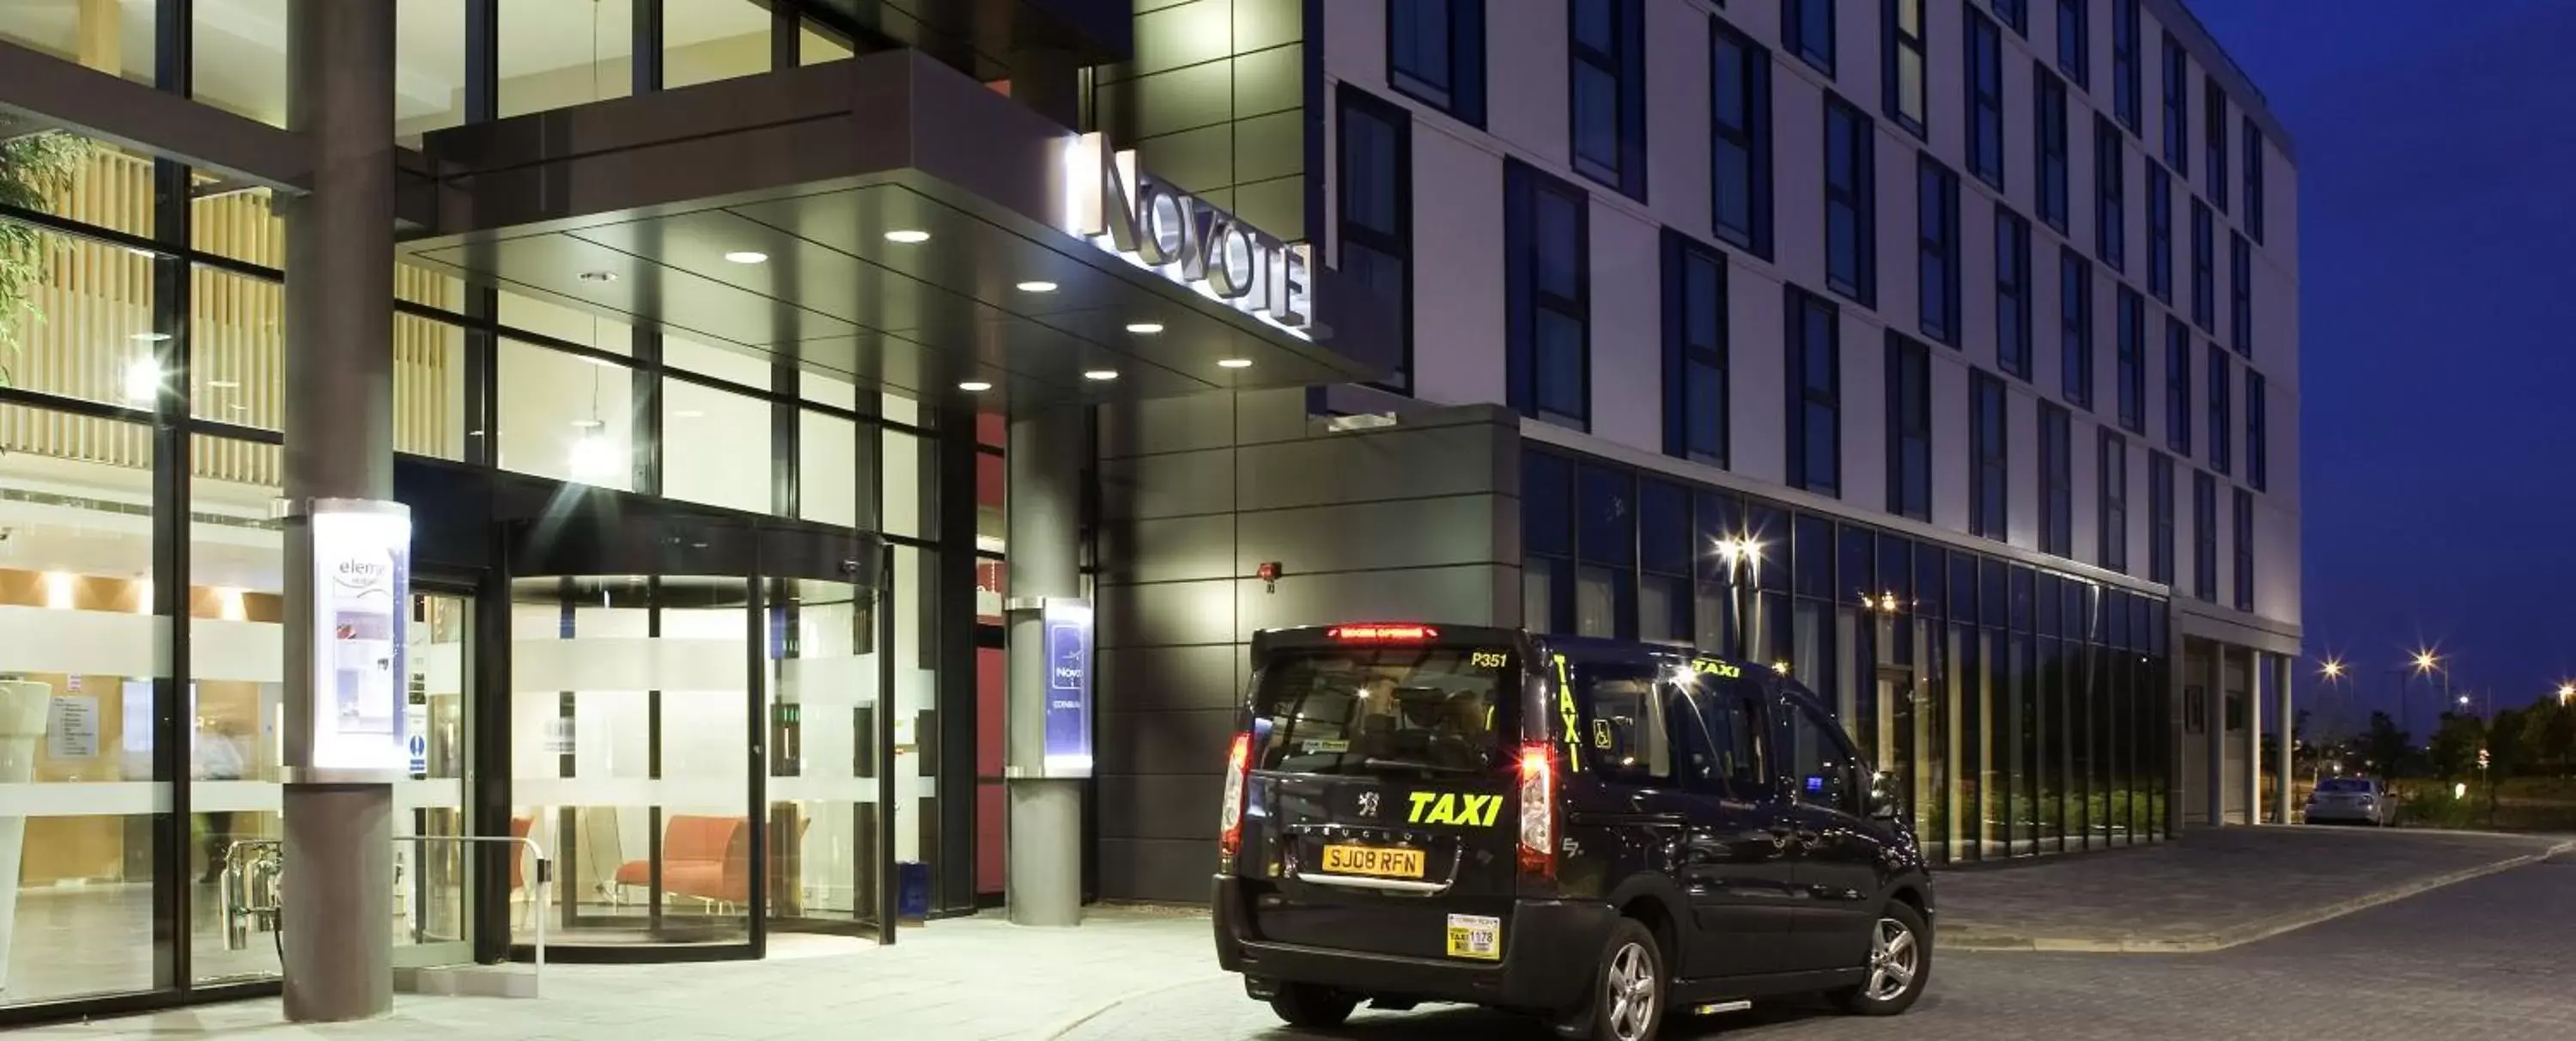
[1061,131,1313,338]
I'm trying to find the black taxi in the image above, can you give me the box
[1211,624,1934,1040]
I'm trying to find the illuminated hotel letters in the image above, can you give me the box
[1062,132,1312,337]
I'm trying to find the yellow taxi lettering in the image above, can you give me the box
[1408,793,1502,827]
[1692,659,1743,679]
[1468,649,1511,669]
[1552,654,1583,771]
[1407,791,1438,821]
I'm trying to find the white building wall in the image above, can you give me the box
[1317,0,2297,639]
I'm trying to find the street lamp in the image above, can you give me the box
[2556,682,2573,706]
[2409,648,2453,742]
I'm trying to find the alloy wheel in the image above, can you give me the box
[1864,916,1919,1002]
[1606,941,1657,1041]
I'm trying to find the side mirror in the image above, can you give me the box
[1868,773,1903,820]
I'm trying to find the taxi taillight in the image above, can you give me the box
[1218,732,1254,868]
[1516,742,1558,880]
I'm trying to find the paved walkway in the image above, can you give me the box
[1935,825,2571,952]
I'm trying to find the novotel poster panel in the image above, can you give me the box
[304,500,412,776]
[1041,598,1094,777]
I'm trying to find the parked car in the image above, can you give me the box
[1210,624,1935,1041]
[2305,777,2397,826]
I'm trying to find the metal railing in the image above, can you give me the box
[218,833,550,997]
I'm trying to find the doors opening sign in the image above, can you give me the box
[1061,131,1313,338]
[1040,598,1093,777]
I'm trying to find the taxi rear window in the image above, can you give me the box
[1249,647,1513,778]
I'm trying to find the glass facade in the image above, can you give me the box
[1523,447,2172,863]
[0,1,968,1019]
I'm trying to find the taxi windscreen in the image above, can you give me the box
[1250,646,1513,778]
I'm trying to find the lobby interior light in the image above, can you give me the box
[1217,358,1252,369]
[958,380,993,393]
[123,357,160,404]
[1017,280,1059,293]
[1082,369,1119,381]
[722,251,769,265]
[43,572,76,610]
[884,229,931,244]
[566,434,617,482]
[1125,322,1164,334]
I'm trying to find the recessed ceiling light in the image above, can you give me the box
[131,332,171,342]
[1083,369,1119,381]
[1217,358,1253,369]
[723,251,769,265]
[1125,322,1164,334]
[1016,280,1058,293]
[884,229,931,244]
[958,380,993,392]
[579,270,619,283]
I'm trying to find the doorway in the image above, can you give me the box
[392,590,475,969]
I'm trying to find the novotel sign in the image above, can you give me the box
[1060,131,1313,338]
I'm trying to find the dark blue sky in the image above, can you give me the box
[2190,1,2576,734]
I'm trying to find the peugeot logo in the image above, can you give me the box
[1356,791,1381,818]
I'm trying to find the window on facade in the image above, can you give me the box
[2095,116,2127,272]
[2165,318,2192,454]
[2244,116,2266,244]
[1996,210,2032,379]
[2149,451,2176,584]
[1785,0,1835,74]
[2111,0,2141,131]
[2193,471,2218,602]
[2190,198,2215,332]
[2039,403,2072,557]
[1640,479,1693,644]
[1887,333,1933,521]
[2116,288,2146,433]
[2247,369,2268,492]
[2160,34,2188,173]
[1711,20,1774,256]
[1966,10,2005,189]
[2060,248,2093,410]
[1577,463,1638,637]
[1664,232,1729,467]
[1570,0,1645,198]
[1388,0,1486,125]
[2148,162,2173,303]
[2055,0,2087,87]
[2036,66,2069,232]
[2100,431,2129,573]
[1994,0,2026,35]
[2204,76,2230,212]
[1340,87,1413,391]
[1506,161,1591,429]
[2231,232,2253,358]
[1971,370,2009,539]
[2232,488,2255,612]
[2206,344,2231,476]
[1918,156,1961,344]
[1525,450,1574,631]
[1824,96,1876,305]
[1885,0,1927,137]
[1788,287,1842,496]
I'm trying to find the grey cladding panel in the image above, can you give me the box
[1098,450,1237,520]
[1097,644,1244,715]
[1097,773,1220,843]
[1098,578,1238,648]
[1092,61,1236,141]
[1236,496,1509,575]
[1099,708,1237,776]
[1238,425,1507,512]
[1097,514,1237,586]
[1100,391,1239,458]
[1239,566,1510,633]
[1097,837,1217,903]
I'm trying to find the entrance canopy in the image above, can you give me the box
[398,49,1389,408]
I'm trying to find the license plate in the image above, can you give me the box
[1446,914,1502,960]
[1319,844,1425,879]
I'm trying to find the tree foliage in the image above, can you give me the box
[0,119,90,387]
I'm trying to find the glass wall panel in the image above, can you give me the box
[881,426,927,539]
[764,578,883,933]
[189,436,284,983]
[800,369,860,411]
[975,450,1004,556]
[393,313,468,460]
[0,3,154,86]
[801,21,854,65]
[2,223,155,409]
[0,403,165,1006]
[499,0,635,119]
[799,409,860,528]
[189,265,281,429]
[194,0,288,127]
[663,379,772,514]
[664,334,769,392]
[890,547,938,889]
[496,340,634,491]
[664,1,774,90]
[509,576,751,948]
[393,0,471,146]
[499,289,631,356]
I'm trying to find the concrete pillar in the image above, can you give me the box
[2274,654,2295,825]
[1005,406,1085,927]
[2204,643,2227,827]
[2166,606,2186,837]
[279,0,397,1022]
[2246,652,2268,823]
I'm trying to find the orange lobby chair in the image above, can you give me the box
[615,815,751,908]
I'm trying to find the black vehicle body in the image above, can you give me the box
[1211,624,1934,1027]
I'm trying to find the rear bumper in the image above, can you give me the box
[2303,806,2382,822]
[1211,876,1613,1012]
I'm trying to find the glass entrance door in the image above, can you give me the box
[762,579,886,939]
[394,591,473,968]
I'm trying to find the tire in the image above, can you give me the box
[1580,918,1666,1041]
[1835,901,1930,1016]
[1267,983,1359,1029]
